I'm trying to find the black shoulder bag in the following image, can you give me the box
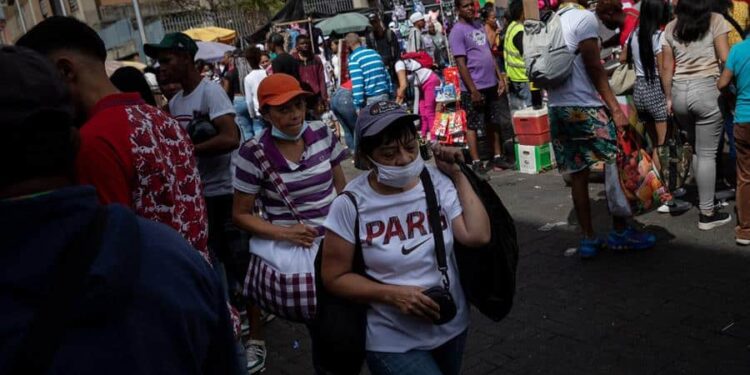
[453,164,519,322]
[6,207,109,375]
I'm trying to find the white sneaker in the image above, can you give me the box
[657,199,692,214]
[245,340,266,374]
[737,238,750,246]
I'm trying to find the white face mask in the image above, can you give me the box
[369,155,425,188]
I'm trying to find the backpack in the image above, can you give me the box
[522,6,579,89]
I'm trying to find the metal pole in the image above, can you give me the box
[132,0,147,44]
[58,0,67,16]
[15,0,27,33]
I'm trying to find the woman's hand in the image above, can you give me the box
[396,87,407,104]
[283,223,318,248]
[432,144,464,179]
[386,285,441,321]
[666,98,673,116]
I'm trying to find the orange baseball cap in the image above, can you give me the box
[257,74,312,109]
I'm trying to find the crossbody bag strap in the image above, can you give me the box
[8,206,109,375]
[419,168,450,290]
[247,138,304,222]
[723,12,747,39]
[339,191,365,272]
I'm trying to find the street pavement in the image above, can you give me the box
[259,164,750,375]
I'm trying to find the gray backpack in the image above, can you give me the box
[523,7,579,88]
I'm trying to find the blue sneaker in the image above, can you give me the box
[578,238,603,259]
[607,227,656,251]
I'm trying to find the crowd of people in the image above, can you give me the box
[3,0,750,373]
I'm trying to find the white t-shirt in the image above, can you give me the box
[243,69,267,118]
[630,28,663,78]
[394,59,434,86]
[547,8,604,108]
[323,165,469,353]
[169,79,236,197]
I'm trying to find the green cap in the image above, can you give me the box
[144,32,198,59]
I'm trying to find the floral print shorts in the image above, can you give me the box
[548,106,618,174]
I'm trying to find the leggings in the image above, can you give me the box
[671,77,725,212]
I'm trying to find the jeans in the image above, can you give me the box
[672,77,725,212]
[735,125,750,239]
[249,118,264,140]
[233,96,253,141]
[365,330,468,375]
[366,93,391,106]
[508,81,532,112]
[331,88,357,150]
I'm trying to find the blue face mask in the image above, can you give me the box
[271,122,308,141]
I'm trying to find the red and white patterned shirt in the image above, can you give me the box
[77,93,209,256]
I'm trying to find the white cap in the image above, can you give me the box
[409,12,424,24]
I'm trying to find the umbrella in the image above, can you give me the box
[184,27,237,44]
[316,13,370,37]
[195,41,236,63]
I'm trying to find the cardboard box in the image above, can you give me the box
[515,143,556,174]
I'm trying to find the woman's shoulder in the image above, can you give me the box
[343,172,371,195]
[425,164,455,187]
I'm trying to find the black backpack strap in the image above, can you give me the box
[419,169,450,290]
[8,206,109,375]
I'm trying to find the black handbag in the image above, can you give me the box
[453,163,519,322]
[312,192,368,375]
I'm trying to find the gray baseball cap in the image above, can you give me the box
[355,100,419,142]
[0,46,73,128]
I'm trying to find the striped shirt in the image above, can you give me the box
[349,46,392,108]
[233,121,350,232]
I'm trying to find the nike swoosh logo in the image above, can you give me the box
[401,239,430,255]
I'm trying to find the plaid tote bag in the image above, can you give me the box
[242,138,318,322]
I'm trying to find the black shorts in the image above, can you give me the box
[461,86,513,135]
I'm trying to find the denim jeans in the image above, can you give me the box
[366,93,391,106]
[365,330,468,375]
[233,96,253,141]
[508,81,532,112]
[331,88,357,150]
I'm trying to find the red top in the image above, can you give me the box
[620,8,640,47]
[78,93,209,255]
[293,52,328,101]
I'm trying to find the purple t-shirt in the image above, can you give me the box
[448,20,498,91]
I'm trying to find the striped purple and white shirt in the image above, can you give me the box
[233,121,350,233]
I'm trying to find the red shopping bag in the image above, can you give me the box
[616,127,672,214]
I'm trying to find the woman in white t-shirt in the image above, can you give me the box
[620,0,669,169]
[321,101,490,375]
[243,47,268,139]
